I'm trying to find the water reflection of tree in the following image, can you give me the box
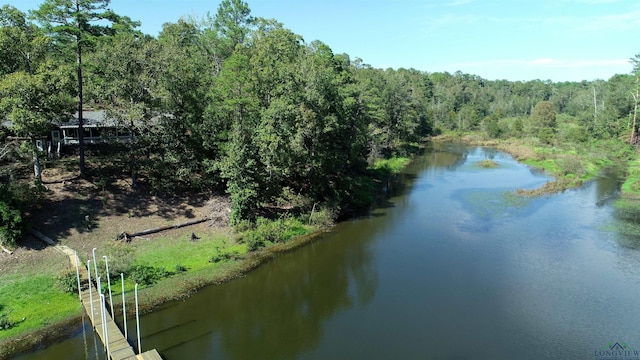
[594,166,624,207]
[213,234,377,359]
[612,198,640,249]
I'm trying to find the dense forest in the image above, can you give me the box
[1,0,640,247]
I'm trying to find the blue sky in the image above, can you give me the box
[9,0,639,82]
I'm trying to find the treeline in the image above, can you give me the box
[1,0,639,245]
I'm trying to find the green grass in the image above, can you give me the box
[132,234,242,272]
[621,158,640,196]
[105,220,311,296]
[372,157,411,174]
[523,158,558,174]
[100,231,246,295]
[0,275,81,341]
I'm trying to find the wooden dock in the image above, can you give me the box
[69,247,162,360]
[29,229,163,360]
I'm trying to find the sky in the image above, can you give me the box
[9,0,640,82]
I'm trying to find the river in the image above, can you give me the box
[15,142,640,359]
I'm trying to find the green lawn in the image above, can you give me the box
[0,274,81,341]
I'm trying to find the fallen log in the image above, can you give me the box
[116,218,209,241]
[29,229,57,246]
[1,244,12,254]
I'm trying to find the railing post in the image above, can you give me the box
[121,273,127,339]
[100,294,109,357]
[135,283,141,355]
[74,251,81,301]
[97,276,103,337]
[103,256,114,316]
[87,260,94,324]
[92,248,98,281]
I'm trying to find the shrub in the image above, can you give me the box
[276,187,312,209]
[0,182,45,247]
[281,217,307,240]
[232,219,254,233]
[309,206,338,227]
[372,157,410,175]
[209,250,240,263]
[254,217,284,243]
[0,201,22,248]
[0,313,16,331]
[239,217,308,251]
[128,265,170,286]
[245,232,265,251]
[57,270,79,295]
[557,156,585,177]
[100,245,134,277]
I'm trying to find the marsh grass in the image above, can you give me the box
[621,159,640,196]
[477,159,498,168]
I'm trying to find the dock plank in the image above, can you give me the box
[138,349,163,360]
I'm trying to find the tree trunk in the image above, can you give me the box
[33,147,42,184]
[130,121,137,188]
[76,4,85,177]
[117,218,209,240]
[630,91,638,145]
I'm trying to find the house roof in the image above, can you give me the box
[59,110,117,129]
[59,110,166,129]
[2,110,114,129]
[3,109,167,130]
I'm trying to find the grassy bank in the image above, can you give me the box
[621,158,640,197]
[0,241,82,359]
[0,271,81,341]
[0,215,322,359]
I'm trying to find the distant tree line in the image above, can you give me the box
[1,0,640,245]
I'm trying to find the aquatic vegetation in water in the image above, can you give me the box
[456,189,531,224]
[600,198,640,249]
[477,159,498,168]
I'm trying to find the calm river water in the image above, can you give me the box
[15,142,640,359]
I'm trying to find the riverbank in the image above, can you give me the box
[0,151,414,359]
[432,133,634,196]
